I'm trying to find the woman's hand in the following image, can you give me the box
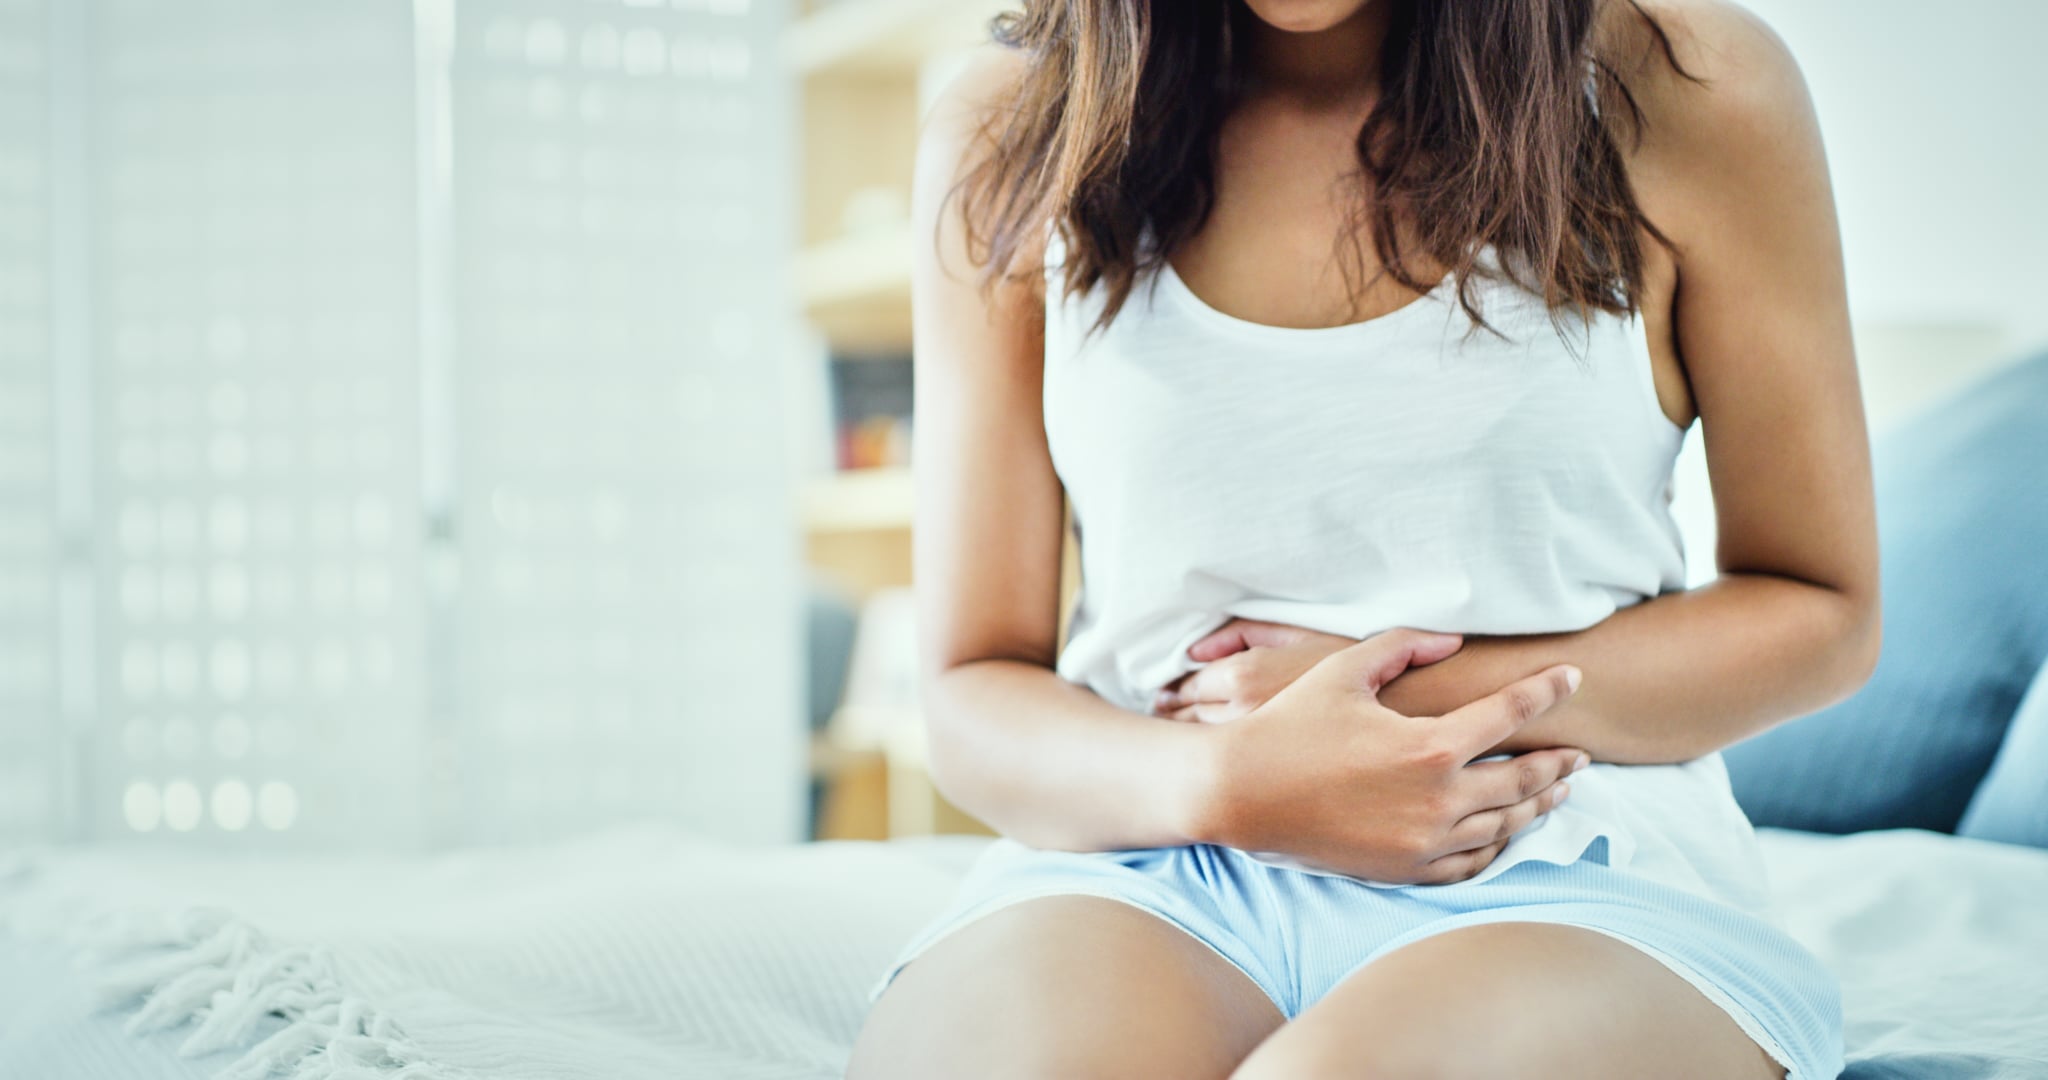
[1189,628,1589,885]
[1152,619,1355,723]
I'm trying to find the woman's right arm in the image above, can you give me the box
[910,52,1586,877]
[910,52,1217,851]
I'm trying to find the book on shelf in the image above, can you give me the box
[828,351,913,471]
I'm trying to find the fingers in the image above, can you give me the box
[1442,776,1573,854]
[1187,622,1258,663]
[1154,661,1233,713]
[1150,672,1192,715]
[1453,747,1587,811]
[1187,619,1303,662]
[1327,628,1464,695]
[1154,662,1249,722]
[1435,664,1581,757]
[1416,838,1510,885]
[1157,682,1257,723]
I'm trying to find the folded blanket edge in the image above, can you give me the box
[2,857,466,1080]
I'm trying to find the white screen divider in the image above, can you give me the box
[7,0,803,851]
[84,0,430,848]
[441,0,802,846]
[0,0,60,843]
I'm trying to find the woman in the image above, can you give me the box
[851,0,1876,1076]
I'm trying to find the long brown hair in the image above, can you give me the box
[952,0,1694,336]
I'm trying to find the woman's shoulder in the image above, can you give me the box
[1599,0,1812,141]
[928,41,1030,110]
[913,44,1050,283]
[1597,0,1827,240]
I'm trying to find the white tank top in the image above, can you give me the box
[1041,229,1781,919]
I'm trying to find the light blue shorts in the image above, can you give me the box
[871,837,1845,1080]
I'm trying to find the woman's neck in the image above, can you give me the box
[1242,3,1392,109]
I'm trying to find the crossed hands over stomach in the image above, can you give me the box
[1155,621,1589,886]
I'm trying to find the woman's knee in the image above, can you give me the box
[849,895,1280,1080]
[1235,922,1786,1080]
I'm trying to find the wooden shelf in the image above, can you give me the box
[802,466,914,533]
[785,0,1004,78]
[795,226,912,310]
[797,226,916,349]
[792,0,1003,841]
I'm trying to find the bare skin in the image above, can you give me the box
[850,0,1871,1075]
[854,898,1285,1080]
[1233,921,1783,1079]
[1161,0,1880,766]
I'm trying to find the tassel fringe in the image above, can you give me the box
[3,862,463,1080]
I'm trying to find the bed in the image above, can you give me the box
[2,825,2044,1079]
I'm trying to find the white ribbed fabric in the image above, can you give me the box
[1042,232,1774,911]
[0,829,987,1080]
[6,829,2048,1078]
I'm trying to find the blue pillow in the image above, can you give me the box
[1723,350,2048,835]
[1958,656,2048,847]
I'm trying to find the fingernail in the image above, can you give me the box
[1563,666,1583,693]
[1554,781,1572,803]
[1573,752,1590,773]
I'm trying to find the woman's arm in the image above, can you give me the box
[909,52,1585,873]
[1393,8,1880,762]
[1162,10,1880,765]
[909,51,1214,851]
[1380,584,1875,765]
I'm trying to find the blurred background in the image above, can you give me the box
[0,0,2042,854]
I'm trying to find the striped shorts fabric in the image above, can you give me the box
[870,837,1845,1080]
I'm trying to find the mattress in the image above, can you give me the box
[1,827,2042,1079]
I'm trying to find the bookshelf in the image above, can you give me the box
[794,225,913,310]
[802,465,914,533]
[786,0,1007,77]
[788,0,1004,842]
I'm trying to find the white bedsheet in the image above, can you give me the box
[0,827,2042,1079]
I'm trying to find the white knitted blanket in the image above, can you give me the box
[0,827,982,1080]
[3,827,2047,1080]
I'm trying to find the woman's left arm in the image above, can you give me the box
[1172,12,1881,765]
[1386,12,1878,762]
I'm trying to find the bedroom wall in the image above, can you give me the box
[1744,0,2048,352]
[0,0,59,844]
[1669,0,2048,585]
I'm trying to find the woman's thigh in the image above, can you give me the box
[848,895,1285,1080]
[1232,921,1785,1080]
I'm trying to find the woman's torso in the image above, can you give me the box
[1036,89,1776,919]
[1162,54,1696,427]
